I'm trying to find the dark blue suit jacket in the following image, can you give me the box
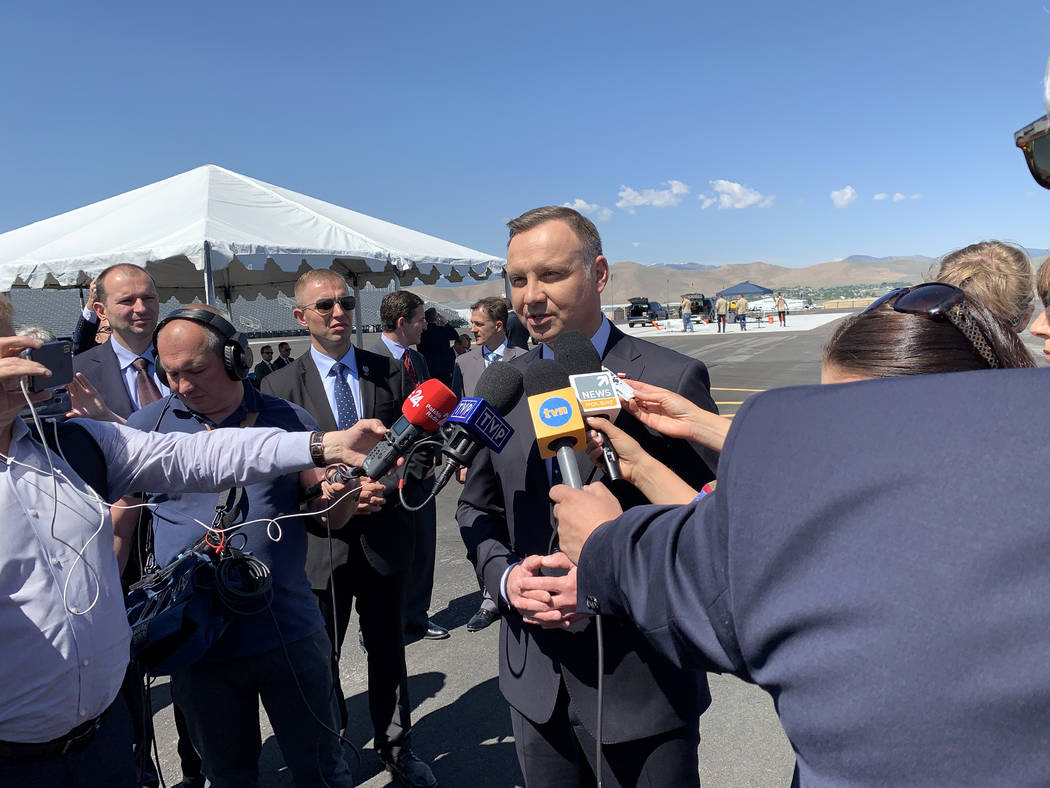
[457,324,719,743]
[578,367,1050,785]
[72,341,135,419]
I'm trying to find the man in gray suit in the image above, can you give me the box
[72,263,168,420]
[452,296,526,632]
[371,290,449,642]
[262,272,437,788]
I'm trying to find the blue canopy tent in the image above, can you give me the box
[717,281,773,297]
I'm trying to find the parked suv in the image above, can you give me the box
[627,297,669,327]
[680,293,716,322]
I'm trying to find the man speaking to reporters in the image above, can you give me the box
[456,206,720,787]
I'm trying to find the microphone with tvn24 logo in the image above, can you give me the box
[301,378,458,502]
[431,363,523,496]
[551,331,623,482]
[525,359,586,490]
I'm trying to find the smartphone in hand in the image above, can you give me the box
[21,341,74,393]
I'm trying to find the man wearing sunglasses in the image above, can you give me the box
[262,271,438,788]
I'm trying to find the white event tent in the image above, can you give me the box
[0,164,505,341]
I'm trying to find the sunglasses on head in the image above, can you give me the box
[1015,114,1050,190]
[299,296,356,315]
[864,282,1000,369]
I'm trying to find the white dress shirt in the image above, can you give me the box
[310,346,363,425]
[109,337,170,410]
[0,419,313,742]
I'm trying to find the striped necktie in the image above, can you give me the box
[403,352,418,386]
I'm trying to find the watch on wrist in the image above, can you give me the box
[310,431,327,467]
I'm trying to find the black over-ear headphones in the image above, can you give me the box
[152,308,254,384]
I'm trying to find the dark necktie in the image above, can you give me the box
[132,357,161,408]
[403,352,418,386]
[331,362,359,430]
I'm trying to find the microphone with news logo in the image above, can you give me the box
[551,331,623,481]
[432,363,524,496]
[525,359,586,490]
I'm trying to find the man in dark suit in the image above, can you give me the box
[273,341,293,369]
[555,368,1050,786]
[456,206,719,787]
[252,344,276,387]
[370,291,448,642]
[261,271,437,788]
[452,296,527,632]
[72,263,168,420]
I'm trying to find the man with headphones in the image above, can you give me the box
[112,306,365,787]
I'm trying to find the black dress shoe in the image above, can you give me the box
[466,606,499,632]
[380,749,438,787]
[422,620,449,640]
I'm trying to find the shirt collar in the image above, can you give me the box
[110,337,153,370]
[541,316,612,360]
[482,339,509,361]
[311,345,359,380]
[380,334,408,360]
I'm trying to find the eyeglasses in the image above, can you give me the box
[864,282,1000,369]
[298,296,356,315]
[1015,114,1050,190]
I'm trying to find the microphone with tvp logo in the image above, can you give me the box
[431,363,524,495]
[551,331,623,482]
[525,359,586,489]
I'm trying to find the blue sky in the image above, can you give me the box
[2,1,1050,268]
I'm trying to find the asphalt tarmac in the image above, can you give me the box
[150,313,1049,787]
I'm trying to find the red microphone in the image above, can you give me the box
[360,378,458,479]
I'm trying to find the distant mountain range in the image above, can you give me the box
[409,250,1050,306]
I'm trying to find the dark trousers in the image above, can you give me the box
[404,498,437,633]
[510,682,700,788]
[316,538,413,757]
[717,316,727,332]
[0,695,137,788]
[172,629,351,788]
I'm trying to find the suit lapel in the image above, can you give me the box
[299,356,337,431]
[354,348,378,419]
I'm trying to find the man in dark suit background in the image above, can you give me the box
[370,291,449,643]
[72,263,168,420]
[252,344,277,386]
[554,369,1050,785]
[452,295,527,632]
[456,206,719,787]
[262,271,437,788]
[273,341,293,369]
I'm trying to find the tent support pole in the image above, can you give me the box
[503,269,512,300]
[203,240,216,306]
[351,274,363,348]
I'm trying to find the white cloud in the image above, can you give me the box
[873,193,888,201]
[616,180,689,212]
[563,198,613,222]
[830,186,858,209]
[910,193,922,200]
[892,193,906,202]
[698,179,774,210]
[632,242,641,247]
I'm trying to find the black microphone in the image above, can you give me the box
[432,363,524,495]
[524,359,586,490]
[551,331,623,481]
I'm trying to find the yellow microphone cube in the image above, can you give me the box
[527,386,587,459]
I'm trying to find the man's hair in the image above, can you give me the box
[0,295,14,328]
[507,206,603,274]
[457,333,472,344]
[1037,256,1050,307]
[260,344,272,353]
[471,296,509,328]
[278,342,291,351]
[293,269,348,306]
[95,263,155,304]
[424,307,439,323]
[156,304,229,359]
[380,291,424,332]
[933,241,1034,328]
[823,292,1034,377]
[17,326,56,342]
